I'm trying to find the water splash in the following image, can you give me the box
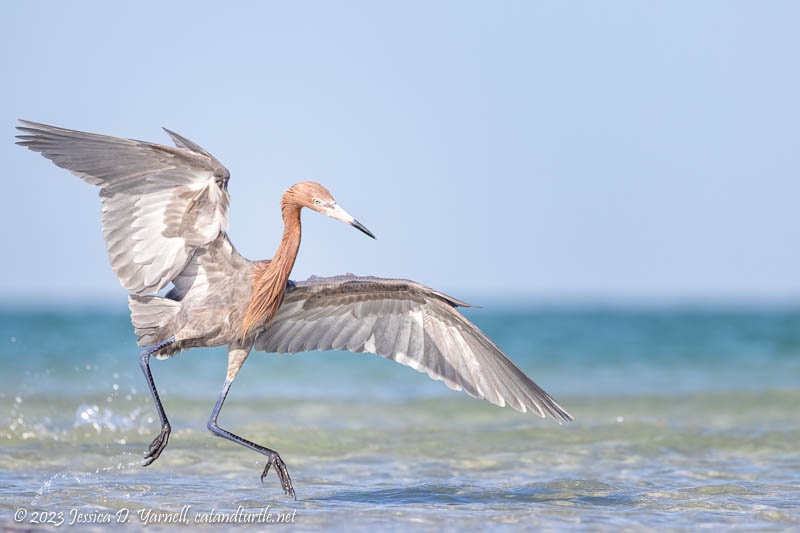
[74,404,146,434]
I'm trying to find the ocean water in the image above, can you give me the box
[1,303,799,531]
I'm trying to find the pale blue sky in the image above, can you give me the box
[2,2,799,303]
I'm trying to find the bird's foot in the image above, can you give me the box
[261,452,295,500]
[142,424,170,466]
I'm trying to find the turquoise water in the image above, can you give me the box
[1,304,799,531]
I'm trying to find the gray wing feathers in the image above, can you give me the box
[128,295,181,347]
[16,120,230,295]
[162,127,213,157]
[255,275,573,423]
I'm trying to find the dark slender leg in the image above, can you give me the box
[139,336,176,466]
[207,379,296,499]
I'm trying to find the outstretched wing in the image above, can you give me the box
[254,275,573,422]
[16,120,231,295]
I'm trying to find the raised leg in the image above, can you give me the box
[206,347,296,499]
[139,336,176,466]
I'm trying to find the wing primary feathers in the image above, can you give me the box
[16,120,231,295]
[256,275,573,423]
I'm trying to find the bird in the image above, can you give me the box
[16,120,573,499]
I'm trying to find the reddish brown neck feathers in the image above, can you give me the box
[241,197,302,338]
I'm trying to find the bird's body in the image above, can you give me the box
[135,232,254,357]
[17,120,572,499]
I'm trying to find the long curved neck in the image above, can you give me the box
[273,200,303,280]
[241,198,302,337]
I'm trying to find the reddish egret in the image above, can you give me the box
[16,120,572,499]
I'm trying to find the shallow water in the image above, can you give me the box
[1,305,799,531]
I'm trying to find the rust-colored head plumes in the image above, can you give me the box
[241,181,376,339]
[282,181,336,212]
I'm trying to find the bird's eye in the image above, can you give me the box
[313,198,321,205]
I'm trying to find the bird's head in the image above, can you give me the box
[284,181,375,239]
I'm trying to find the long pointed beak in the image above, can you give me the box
[351,219,376,239]
[328,204,376,239]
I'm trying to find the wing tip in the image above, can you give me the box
[16,119,57,133]
[444,294,480,308]
[514,396,574,424]
[15,120,75,143]
[550,406,575,424]
[161,126,211,156]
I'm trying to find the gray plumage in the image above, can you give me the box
[16,120,230,295]
[257,275,571,421]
